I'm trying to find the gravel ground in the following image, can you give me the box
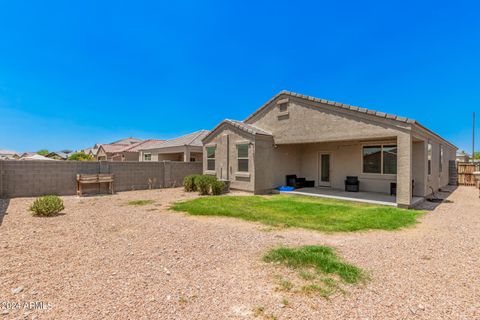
[0,186,478,320]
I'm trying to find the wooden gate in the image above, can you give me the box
[457,163,480,186]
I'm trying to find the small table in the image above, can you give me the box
[76,174,114,196]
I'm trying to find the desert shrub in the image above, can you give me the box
[29,195,65,216]
[183,175,200,192]
[196,175,218,195]
[211,180,225,196]
[67,152,93,161]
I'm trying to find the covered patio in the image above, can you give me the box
[279,187,425,207]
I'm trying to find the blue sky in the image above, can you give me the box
[0,1,478,153]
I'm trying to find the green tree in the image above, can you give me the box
[475,151,480,160]
[37,149,49,156]
[67,152,94,161]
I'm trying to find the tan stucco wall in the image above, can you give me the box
[203,126,256,192]
[246,95,411,144]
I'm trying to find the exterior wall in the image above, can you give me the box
[0,160,202,198]
[139,147,203,162]
[246,95,411,144]
[254,140,301,193]
[96,148,109,160]
[297,139,398,194]
[203,126,256,192]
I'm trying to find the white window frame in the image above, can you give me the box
[361,144,397,175]
[144,153,152,161]
[206,146,216,172]
[236,143,249,173]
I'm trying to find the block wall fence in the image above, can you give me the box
[0,160,202,198]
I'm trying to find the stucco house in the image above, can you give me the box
[138,130,209,162]
[110,139,165,161]
[202,91,457,208]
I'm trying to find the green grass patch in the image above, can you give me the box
[171,195,422,232]
[128,199,155,206]
[264,245,367,297]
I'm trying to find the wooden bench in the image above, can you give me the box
[76,174,114,196]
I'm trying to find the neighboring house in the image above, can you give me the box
[20,154,55,161]
[203,91,457,208]
[456,151,470,163]
[110,139,165,161]
[0,149,19,159]
[95,144,130,161]
[85,137,142,160]
[46,151,73,160]
[139,130,209,162]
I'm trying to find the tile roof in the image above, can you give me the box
[98,144,130,153]
[122,139,166,152]
[110,137,142,145]
[202,119,273,143]
[244,90,416,124]
[243,90,457,149]
[0,149,19,155]
[140,131,210,150]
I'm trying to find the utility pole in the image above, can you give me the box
[474,112,476,163]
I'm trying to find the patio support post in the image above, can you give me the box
[183,146,191,162]
[397,133,413,208]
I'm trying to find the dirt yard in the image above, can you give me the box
[0,187,479,320]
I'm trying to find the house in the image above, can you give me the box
[20,154,55,161]
[46,151,73,160]
[86,137,142,160]
[110,139,165,161]
[95,144,130,161]
[456,151,470,163]
[139,131,209,162]
[0,149,20,159]
[203,91,457,208]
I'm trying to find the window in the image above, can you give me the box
[363,146,382,174]
[383,145,397,174]
[144,153,151,161]
[206,146,216,171]
[363,145,397,174]
[237,144,249,172]
[428,143,432,175]
[439,145,443,173]
[279,103,288,112]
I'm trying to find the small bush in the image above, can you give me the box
[29,195,65,216]
[211,180,225,195]
[196,175,218,195]
[183,175,200,192]
[128,200,154,206]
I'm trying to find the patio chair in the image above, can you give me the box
[286,175,315,189]
[344,176,360,192]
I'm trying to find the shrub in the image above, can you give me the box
[183,175,200,192]
[29,195,65,216]
[211,180,225,195]
[196,175,218,195]
[67,152,93,161]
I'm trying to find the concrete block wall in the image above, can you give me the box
[0,160,203,198]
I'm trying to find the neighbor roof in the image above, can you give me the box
[202,119,272,142]
[141,130,210,150]
[98,144,130,153]
[243,90,456,149]
[0,149,18,155]
[122,139,166,152]
[111,137,143,145]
